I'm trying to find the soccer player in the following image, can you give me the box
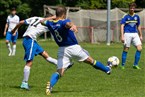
[120,3,143,69]
[41,6,112,95]
[3,7,20,56]
[12,16,58,90]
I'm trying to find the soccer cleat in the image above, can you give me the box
[120,66,125,70]
[133,65,141,69]
[107,61,113,67]
[8,52,12,56]
[46,82,52,95]
[106,66,111,75]
[11,53,15,56]
[20,82,30,90]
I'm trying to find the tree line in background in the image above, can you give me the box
[0,0,144,38]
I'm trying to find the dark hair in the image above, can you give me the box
[129,3,136,8]
[10,7,16,11]
[56,6,67,17]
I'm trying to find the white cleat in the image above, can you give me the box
[8,52,12,56]
[46,82,52,95]
[11,53,15,56]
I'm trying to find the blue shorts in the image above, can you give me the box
[6,31,18,43]
[23,37,44,61]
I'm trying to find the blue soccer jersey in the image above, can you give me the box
[120,13,140,33]
[44,19,78,47]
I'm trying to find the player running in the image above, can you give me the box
[120,3,143,69]
[12,16,58,90]
[41,6,113,95]
[3,7,20,56]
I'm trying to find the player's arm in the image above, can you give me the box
[120,24,125,43]
[40,15,56,23]
[65,22,78,33]
[137,16,143,41]
[12,20,25,34]
[3,23,8,36]
[120,15,126,43]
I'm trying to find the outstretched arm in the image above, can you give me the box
[12,20,25,34]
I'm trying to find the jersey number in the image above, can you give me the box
[31,18,39,27]
[54,30,62,42]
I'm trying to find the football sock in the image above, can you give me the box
[12,44,16,55]
[121,51,127,66]
[93,60,110,73]
[7,43,12,53]
[46,57,57,65]
[23,65,31,83]
[50,72,60,87]
[134,50,141,66]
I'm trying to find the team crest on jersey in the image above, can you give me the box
[134,17,137,20]
[128,18,130,20]
[56,24,60,27]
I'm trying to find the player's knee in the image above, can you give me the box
[12,42,16,45]
[5,40,9,44]
[137,46,142,51]
[123,47,129,52]
[57,69,64,77]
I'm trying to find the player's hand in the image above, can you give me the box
[70,25,78,33]
[121,36,124,43]
[3,32,6,36]
[13,32,16,36]
[140,36,143,41]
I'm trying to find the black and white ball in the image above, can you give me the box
[108,56,119,67]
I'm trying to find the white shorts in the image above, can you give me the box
[57,44,89,69]
[124,33,142,47]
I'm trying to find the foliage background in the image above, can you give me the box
[0,0,144,38]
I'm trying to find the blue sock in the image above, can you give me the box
[122,51,127,66]
[134,50,141,66]
[93,61,110,73]
[50,72,60,87]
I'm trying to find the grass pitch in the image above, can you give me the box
[0,39,145,97]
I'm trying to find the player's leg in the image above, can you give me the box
[11,32,18,56]
[46,48,71,95]
[40,51,57,65]
[83,56,111,74]
[5,32,12,56]
[121,33,131,69]
[70,45,111,74]
[21,61,32,90]
[121,47,129,69]
[20,37,36,90]
[133,34,142,69]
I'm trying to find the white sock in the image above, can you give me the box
[7,43,12,54]
[46,57,57,65]
[23,65,31,82]
[12,44,16,55]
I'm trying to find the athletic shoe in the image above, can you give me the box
[120,66,125,70]
[8,52,12,56]
[20,82,30,90]
[46,82,52,95]
[106,66,111,75]
[11,53,15,56]
[133,65,141,69]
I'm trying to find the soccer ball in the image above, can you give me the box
[107,56,119,67]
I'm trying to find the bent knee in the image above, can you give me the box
[137,46,142,51]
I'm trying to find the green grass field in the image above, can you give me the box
[0,39,145,97]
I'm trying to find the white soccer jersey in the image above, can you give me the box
[7,15,20,32]
[23,17,49,40]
